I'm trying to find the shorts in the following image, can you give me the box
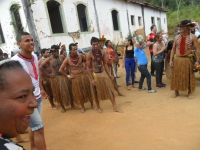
[29,97,44,131]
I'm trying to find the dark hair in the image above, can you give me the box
[34,52,40,57]
[105,40,110,47]
[90,37,99,45]
[166,40,174,50]
[0,60,23,89]
[150,25,156,31]
[69,43,77,51]
[3,53,8,57]
[0,49,3,56]
[126,38,133,46]
[51,45,59,50]
[41,48,49,55]
[16,31,30,42]
[154,31,162,42]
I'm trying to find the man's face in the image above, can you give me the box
[153,26,157,33]
[52,49,59,57]
[0,68,38,138]
[70,46,77,55]
[92,42,99,51]
[180,25,189,33]
[17,35,34,53]
[99,42,104,49]
[44,50,51,58]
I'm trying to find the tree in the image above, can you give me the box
[176,0,182,21]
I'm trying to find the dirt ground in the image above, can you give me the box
[19,52,200,150]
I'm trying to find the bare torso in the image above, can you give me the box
[38,58,52,75]
[67,54,84,75]
[49,56,64,76]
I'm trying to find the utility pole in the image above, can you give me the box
[93,0,101,38]
[21,0,41,53]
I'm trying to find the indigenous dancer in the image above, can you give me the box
[40,45,79,112]
[104,40,124,96]
[59,43,95,113]
[38,48,58,109]
[169,20,200,99]
[87,37,123,113]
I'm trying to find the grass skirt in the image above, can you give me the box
[71,73,93,105]
[51,76,71,106]
[171,57,195,92]
[42,76,53,98]
[92,71,116,100]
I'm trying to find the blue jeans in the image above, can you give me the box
[125,58,135,86]
[138,65,152,90]
[30,97,44,131]
[153,61,164,85]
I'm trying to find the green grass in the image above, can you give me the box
[167,5,200,34]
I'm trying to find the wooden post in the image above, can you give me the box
[21,0,41,53]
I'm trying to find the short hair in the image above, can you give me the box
[41,48,49,55]
[150,25,156,31]
[90,37,99,45]
[0,49,3,56]
[16,31,30,42]
[0,60,23,89]
[69,43,77,51]
[105,40,110,47]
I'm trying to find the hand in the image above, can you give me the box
[70,74,77,79]
[109,75,114,80]
[169,61,173,67]
[91,79,97,86]
[41,90,48,99]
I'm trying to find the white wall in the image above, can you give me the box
[0,0,29,55]
[0,0,168,54]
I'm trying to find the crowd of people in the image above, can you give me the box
[0,19,200,150]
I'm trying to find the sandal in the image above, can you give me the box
[138,88,147,91]
[148,90,157,93]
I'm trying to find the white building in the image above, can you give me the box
[0,0,168,55]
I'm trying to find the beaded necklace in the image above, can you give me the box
[70,54,79,67]
[92,49,103,72]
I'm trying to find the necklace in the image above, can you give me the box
[70,54,79,67]
[92,49,103,72]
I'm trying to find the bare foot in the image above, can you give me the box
[91,105,97,110]
[16,138,29,143]
[113,107,124,113]
[132,85,137,88]
[97,108,103,113]
[51,105,59,110]
[188,93,194,99]
[71,105,81,110]
[118,92,125,97]
[61,108,66,113]
[126,86,131,90]
[171,92,179,98]
[81,107,85,113]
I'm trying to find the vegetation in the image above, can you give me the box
[143,0,200,34]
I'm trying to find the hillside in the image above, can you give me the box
[142,0,200,34]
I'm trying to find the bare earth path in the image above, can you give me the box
[19,55,200,150]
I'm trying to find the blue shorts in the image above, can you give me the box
[29,97,44,131]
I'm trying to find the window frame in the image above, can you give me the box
[111,8,121,32]
[44,0,68,36]
[0,21,5,45]
[131,15,135,26]
[138,16,142,26]
[75,2,91,34]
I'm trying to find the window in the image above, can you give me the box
[10,4,23,34]
[0,22,5,44]
[131,15,135,25]
[138,16,142,26]
[151,17,155,25]
[111,10,120,31]
[77,4,89,32]
[47,1,64,34]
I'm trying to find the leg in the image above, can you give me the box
[150,52,155,75]
[171,90,179,98]
[154,62,162,85]
[138,66,145,89]
[32,128,47,150]
[70,93,80,110]
[48,96,58,109]
[93,87,103,113]
[81,104,86,113]
[125,58,131,89]
[160,61,164,84]
[130,58,136,87]
[110,98,124,113]
[90,100,96,110]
